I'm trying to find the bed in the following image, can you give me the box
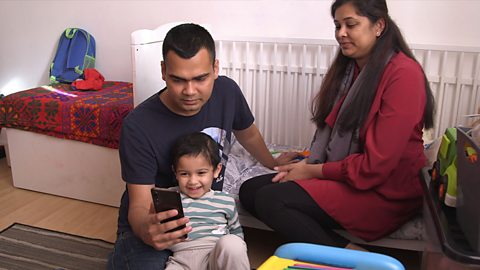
[2,22,479,251]
[0,82,132,206]
[131,23,479,251]
[132,23,433,252]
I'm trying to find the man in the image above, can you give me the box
[108,23,294,269]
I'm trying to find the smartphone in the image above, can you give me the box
[151,187,187,236]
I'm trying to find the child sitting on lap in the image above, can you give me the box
[166,132,250,270]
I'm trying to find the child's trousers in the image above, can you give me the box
[165,234,250,270]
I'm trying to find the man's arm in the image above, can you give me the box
[234,124,297,169]
[127,183,191,250]
[234,124,276,169]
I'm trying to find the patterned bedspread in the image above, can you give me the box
[0,81,132,149]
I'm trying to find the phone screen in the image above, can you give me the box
[151,187,187,235]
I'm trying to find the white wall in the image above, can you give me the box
[1,0,479,96]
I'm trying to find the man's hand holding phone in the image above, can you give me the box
[145,205,191,250]
[138,207,190,250]
[127,185,191,250]
[149,188,189,245]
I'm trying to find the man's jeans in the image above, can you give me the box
[107,230,172,270]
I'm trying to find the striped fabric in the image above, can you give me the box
[0,223,113,270]
[180,190,243,241]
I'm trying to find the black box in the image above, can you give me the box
[457,127,480,253]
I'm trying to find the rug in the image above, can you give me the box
[0,223,113,270]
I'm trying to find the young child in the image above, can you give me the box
[166,132,250,270]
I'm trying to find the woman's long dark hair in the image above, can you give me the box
[311,0,434,132]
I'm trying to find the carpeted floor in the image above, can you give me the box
[0,223,114,270]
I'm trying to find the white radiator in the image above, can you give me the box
[216,38,480,147]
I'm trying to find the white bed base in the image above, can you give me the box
[5,128,124,207]
[4,23,479,251]
[0,128,10,166]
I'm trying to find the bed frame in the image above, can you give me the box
[5,128,124,207]
[4,23,479,251]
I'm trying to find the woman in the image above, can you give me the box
[239,0,435,248]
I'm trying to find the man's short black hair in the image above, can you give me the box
[162,23,216,64]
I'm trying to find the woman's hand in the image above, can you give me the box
[272,160,307,182]
[272,160,324,183]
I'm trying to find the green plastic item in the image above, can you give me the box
[437,127,458,207]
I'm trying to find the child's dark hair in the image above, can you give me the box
[171,132,221,170]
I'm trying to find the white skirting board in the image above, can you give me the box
[5,128,124,207]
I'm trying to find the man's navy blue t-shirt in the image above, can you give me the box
[117,76,254,233]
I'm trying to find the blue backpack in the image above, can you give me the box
[50,28,96,84]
